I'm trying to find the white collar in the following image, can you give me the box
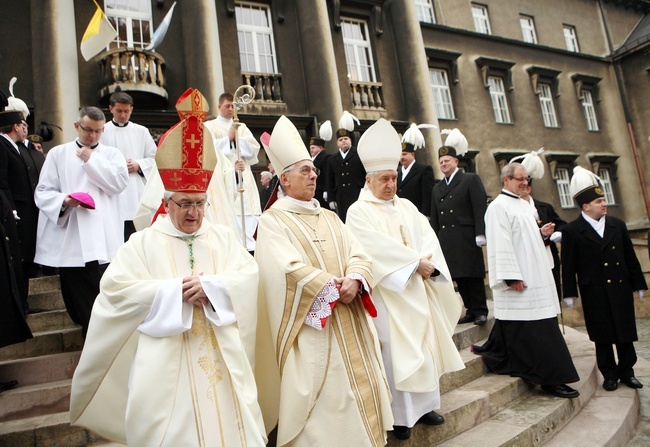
[445,167,459,184]
[581,211,606,237]
[401,159,416,176]
[284,195,318,209]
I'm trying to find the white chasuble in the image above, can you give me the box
[255,198,393,447]
[70,218,265,446]
[347,191,465,426]
[485,193,561,321]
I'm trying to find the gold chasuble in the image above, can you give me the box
[70,218,265,446]
[255,197,393,447]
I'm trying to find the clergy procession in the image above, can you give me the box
[0,81,648,447]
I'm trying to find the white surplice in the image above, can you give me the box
[101,121,157,220]
[347,190,465,426]
[70,217,265,447]
[34,141,128,267]
[485,192,561,321]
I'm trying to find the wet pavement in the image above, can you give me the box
[574,318,650,360]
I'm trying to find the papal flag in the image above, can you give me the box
[80,1,117,61]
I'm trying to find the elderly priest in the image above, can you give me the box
[70,89,266,447]
[255,116,393,447]
[346,119,465,441]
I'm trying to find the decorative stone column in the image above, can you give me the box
[296,0,343,138]
[30,0,81,144]
[180,0,225,108]
[387,1,442,173]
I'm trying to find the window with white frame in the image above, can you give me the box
[471,4,491,35]
[415,0,436,24]
[104,0,152,49]
[341,18,377,83]
[235,2,278,74]
[599,168,615,204]
[430,68,455,120]
[520,15,537,44]
[581,90,599,131]
[563,25,579,52]
[538,83,559,128]
[555,167,573,208]
[487,76,511,124]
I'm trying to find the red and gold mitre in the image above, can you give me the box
[156,88,216,193]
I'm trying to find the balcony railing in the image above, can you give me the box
[98,48,168,107]
[350,81,384,110]
[242,72,283,103]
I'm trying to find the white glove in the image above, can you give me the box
[563,297,575,309]
[638,290,646,301]
[550,231,562,243]
[323,191,328,201]
[475,235,486,247]
[328,201,337,211]
[12,210,20,221]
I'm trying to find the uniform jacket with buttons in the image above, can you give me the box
[397,161,435,217]
[562,215,647,343]
[326,148,366,222]
[313,150,331,209]
[430,170,487,278]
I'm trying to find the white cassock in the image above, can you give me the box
[255,197,393,447]
[204,116,261,251]
[34,141,128,267]
[485,191,561,320]
[347,190,465,427]
[101,121,157,221]
[70,217,266,447]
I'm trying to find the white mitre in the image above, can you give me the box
[357,118,401,172]
[268,115,311,172]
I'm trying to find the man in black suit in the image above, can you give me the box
[259,171,273,210]
[521,182,566,299]
[326,128,365,222]
[309,136,330,209]
[0,108,37,311]
[397,142,435,218]
[431,145,488,325]
[562,178,647,392]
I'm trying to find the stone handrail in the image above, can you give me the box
[349,81,384,109]
[241,72,283,102]
[98,48,168,103]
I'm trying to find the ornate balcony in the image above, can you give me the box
[349,81,384,110]
[242,72,284,103]
[98,48,168,108]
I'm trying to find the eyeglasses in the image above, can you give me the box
[77,123,104,135]
[169,198,210,210]
[289,165,320,176]
[509,176,529,183]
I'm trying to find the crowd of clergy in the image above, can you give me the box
[0,84,646,446]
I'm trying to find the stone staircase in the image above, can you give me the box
[0,277,647,447]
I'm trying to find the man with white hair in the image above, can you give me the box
[473,162,579,399]
[255,116,392,447]
[346,119,465,441]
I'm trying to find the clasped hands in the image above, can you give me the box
[333,276,361,304]
[182,273,209,307]
[417,253,436,280]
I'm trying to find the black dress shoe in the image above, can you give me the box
[458,314,474,324]
[541,384,580,398]
[603,379,618,391]
[419,411,445,426]
[621,377,643,389]
[0,380,18,393]
[474,315,487,326]
[392,426,412,440]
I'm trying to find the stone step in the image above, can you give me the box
[0,352,80,386]
[26,310,77,334]
[0,380,71,422]
[28,291,64,313]
[0,328,83,362]
[28,276,61,295]
[0,411,105,447]
[387,326,599,446]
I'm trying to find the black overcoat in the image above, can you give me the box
[430,171,487,278]
[312,150,331,209]
[562,215,647,343]
[326,148,365,222]
[397,161,435,217]
[534,199,566,298]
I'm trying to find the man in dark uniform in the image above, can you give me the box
[431,143,488,325]
[20,134,46,278]
[562,169,647,391]
[310,136,330,209]
[326,128,366,222]
[0,106,38,311]
[397,142,435,218]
